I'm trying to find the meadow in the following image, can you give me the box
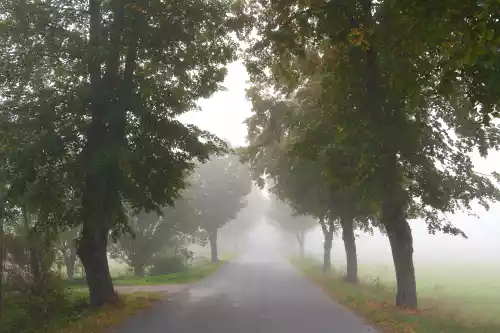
[296,257,500,332]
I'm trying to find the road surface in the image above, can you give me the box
[116,248,378,333]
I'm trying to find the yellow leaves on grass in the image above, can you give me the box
[348,26,371,51]
[124,3,145,13]
[58,293,161,333]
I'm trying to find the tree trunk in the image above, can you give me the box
[64,248,77,279]
[382,201,417,309]
[340,217,358,283]
[133,264,145,277]
[208,229,219,263]
[323,233,332,273]
[77,225,118,307]
[295,232,305,258]
[319,218,333,273]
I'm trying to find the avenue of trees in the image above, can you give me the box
[239,0,500,309]
[1,0,499,315]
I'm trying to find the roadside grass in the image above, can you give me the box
[352,262,500,324]
[67,259,227,287]
[291,257,500,333]
[1,290,161,333]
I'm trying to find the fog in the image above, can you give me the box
[302,205,500,266]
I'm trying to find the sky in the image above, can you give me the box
[180,60,500,267]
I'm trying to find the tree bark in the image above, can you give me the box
[208,229,219,263]
[382,201,417,309]
[340,216,358,283]
[295,231,305,258]
[77,224,118,307]
[323,233,332,273]
[319,218,334,273]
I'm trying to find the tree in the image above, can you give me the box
[55,227,80,279]
[240,0,500,308]
[266,194,316,258]
[1,0,237,306]
[242,88,376,279]
[191,154,253,263]
[219,185,267,252]
[110,198,200,277]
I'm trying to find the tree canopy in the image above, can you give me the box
[239,0,500,308]
[190,153,253,262]
[0,0,239,306]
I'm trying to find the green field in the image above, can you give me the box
[295,257,500,332]
[349,262,500,324]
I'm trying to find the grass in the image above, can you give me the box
[55,293,161,333]
[351,261,500,324]
[67,259,227,287]
[111,260,227,285]
[291,257,500,333]
[1,290,161,333]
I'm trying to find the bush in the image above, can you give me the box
[149,255,187,275]
[0,273,88,333]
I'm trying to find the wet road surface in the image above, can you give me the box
[116,249,378,333]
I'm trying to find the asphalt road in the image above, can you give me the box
[116,249,378,333]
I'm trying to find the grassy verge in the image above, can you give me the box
[55,293,161,333]
[291,257,500,333]
[112,260,227,285]
[1,291,161,333]
[67,260,227,287]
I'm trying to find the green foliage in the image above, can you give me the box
[240,0,500,234]
[109,198,201,275]
[191,153,253,233]
[219,185,268,246]
[1,275,79,333]
[240,0,500,308]
[0,0,239,304]
[149,255,188,276]
[267,193,317,235]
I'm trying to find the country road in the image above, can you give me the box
[116,248,378,333]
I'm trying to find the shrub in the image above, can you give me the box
[0,273,87,333]
[149,255,187,275]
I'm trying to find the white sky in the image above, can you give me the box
[181,61,500,265]
[179,61,252,147]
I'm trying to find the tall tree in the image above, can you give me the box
[1,0,237,306]
[240,0,500,308]
[219,185,267,252]
[266,194,316,258]
[191,154,253,263]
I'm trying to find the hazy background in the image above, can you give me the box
[178,60,500,321]
[180,60,500,267]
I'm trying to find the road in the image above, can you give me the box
[116,248,377,333]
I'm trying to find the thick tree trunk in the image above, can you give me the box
[323,234,332,273]
[340,217,358,283]
[208,230,219,263]
[295,232,305,258]
[382,201,417,309]
[77,224,117,307]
